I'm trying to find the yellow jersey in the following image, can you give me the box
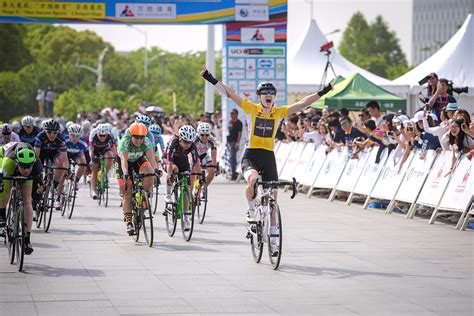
[241,99,288,151]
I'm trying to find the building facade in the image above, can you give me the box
[412,0,474,65]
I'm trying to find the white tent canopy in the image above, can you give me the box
[288,19,393,93]
[393,14,474,95]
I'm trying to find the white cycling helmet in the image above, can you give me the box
[178,125,196,142]
[197,122,212,135]
[68,123,82,136]
[81,120,92,131]
[65,121,74,130]
[97,123,110,135]
[21,116,34,127]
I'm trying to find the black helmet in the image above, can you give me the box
[256,82,277,96]
[43,119,60,131]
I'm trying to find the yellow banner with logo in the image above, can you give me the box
[0,1,105,19]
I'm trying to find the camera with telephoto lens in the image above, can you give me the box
[418,74,436,85]
[446,80,468,95]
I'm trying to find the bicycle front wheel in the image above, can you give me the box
[141,192,154,247]
[152,182,159,215]
[15,206,26,272]
[165,188,178,237]
[43,185,54,233]
[60,179,71,216]
[131,209,140,242]
[250,222,264,263]
[181,186,195,242]
[267,202,283,270]
[6,199,15,265]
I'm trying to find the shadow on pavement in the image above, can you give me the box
[31,242,61,249]
[52,227,121,237]
[192,236,248,246]
[280,263,402,279]
[154,242,220,253]
[79,216,123,223]
[25,263,106,278]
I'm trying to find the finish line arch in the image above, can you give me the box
[1,0,288,129]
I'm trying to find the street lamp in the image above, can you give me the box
[127,24,148,79]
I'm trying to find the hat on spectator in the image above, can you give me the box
[382,113,395,121]
[410,111,425,123]
[393,115,410,123]
[428,113,438,121]
[445,103,459,111]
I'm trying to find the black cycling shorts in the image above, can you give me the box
[92,147,112,163]
[115,155,150,180]
[39,149,62,164]
[241,148,278,182]
[169,155,190,173]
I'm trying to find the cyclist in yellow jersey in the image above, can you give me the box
[200,65,333,222]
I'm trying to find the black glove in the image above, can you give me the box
[317,81,333,97]
[155,168,163,177]
[200,66,219,85]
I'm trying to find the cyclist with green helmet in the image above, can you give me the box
[0,142,42,255]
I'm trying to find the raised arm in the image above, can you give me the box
[200,65,243,107]
[287,80,334,116]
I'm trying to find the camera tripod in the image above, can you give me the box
[320,50,337,89]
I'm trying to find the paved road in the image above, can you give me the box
[1,176,473,315]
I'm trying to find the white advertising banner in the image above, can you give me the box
[394,149,438,203]
[116,3,177,20]
[292,143,318,184]
[370,150,415,201]
[313,147,349,189]
[416,150,453,207]
[438,155,474,212]
[279,142,306,181]
[235,5,269,22]
[352,148,389,196]
[299,145,327,187]
[275,142,293,177]
[241,28,275,44]
[335,148,372,193]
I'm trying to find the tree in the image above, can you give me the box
[339,12,408,79]
[0,24,33,71]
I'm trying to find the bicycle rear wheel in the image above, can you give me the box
[104,178,109,207]
[181,186,195,242]
[141,192,154,247]
[15,207,26,272]
[43,184,54,233]
[36,185,48,228]
[67,180,77,219]
[197,182,208,224]
[61,178,71,216]
[267,202,283,270]
[131,208,140,242]
[165,188,178,237]
[250,221,264,263]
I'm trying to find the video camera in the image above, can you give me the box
[446,80,468,95]
[320,41,334,53]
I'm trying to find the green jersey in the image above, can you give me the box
[118,134,153,162]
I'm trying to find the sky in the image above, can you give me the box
[68,0,414,63]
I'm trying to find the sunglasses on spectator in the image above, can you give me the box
[132,135,145,140]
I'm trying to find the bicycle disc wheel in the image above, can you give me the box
[197,183,208,224]
[15,208,25,272]
[181,186,195,242]
[43,185,54,233]
[267,203,283,270]
[67,180,77,219]
[141,193,154,247]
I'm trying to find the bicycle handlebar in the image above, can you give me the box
[252,177,297,200]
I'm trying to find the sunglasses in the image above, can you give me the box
[18,163,33,169]
[2,133,11,136]
[259,89,277,95]
[132,135,145,140]
[98,134,108,137]
[46,131,58,135]
[199,134,209,137]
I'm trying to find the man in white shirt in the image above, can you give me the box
[366,101,383,128]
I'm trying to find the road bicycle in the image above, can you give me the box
[163,171,199,241]
[126,171,156,247]
[247,176,296,270]
[61,161,88,219]
[150,174,161,215]
[2,175,32,272]
[194,164,216,224]
[97,156,115,207]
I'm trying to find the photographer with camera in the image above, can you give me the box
[427,78,457,121]
[418,73,439,103]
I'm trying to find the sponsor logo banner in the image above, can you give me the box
[116,3,176,20]
[241,28,275,43]
[235,5,269,21]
